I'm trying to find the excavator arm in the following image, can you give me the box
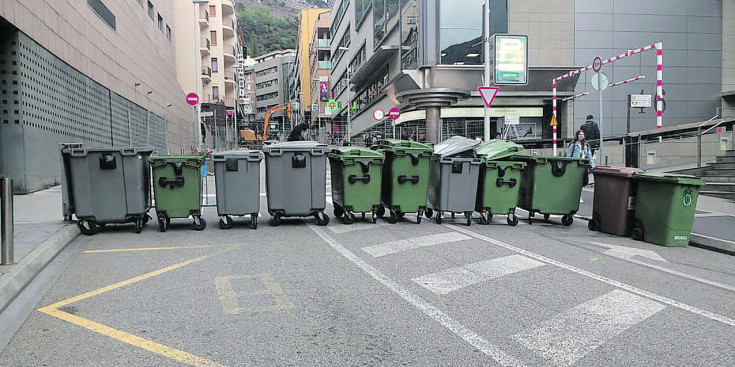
[263,103,291,139]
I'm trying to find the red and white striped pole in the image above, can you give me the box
[552,81,558,156]
[656,42,663,129]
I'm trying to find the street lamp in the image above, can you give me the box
[338,46,351,145]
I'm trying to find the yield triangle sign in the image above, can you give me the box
[479,87,499,107]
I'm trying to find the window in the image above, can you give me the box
[157,14,163,30]
[88,0,116,30]
[400,0,419,69]
[373,0,399,46]
[211,58,219,73]
[354,0,370,27]
[213,86,220,100]
[439,0,507,65]
[255,66,278,77]
[209,5,216,17]
[330,26,351,64]
[210,31,217,45]
[147,1,154,20]
[256,92,279,101]
[329,0,349,37]
[256,79,279,89]
[166,25,171,41]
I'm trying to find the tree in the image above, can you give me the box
[237,6,298,57]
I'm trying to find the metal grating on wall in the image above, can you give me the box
[148,112,168,153]
[129,103,148,147]
[110,92,131,146]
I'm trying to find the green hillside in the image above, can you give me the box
[236,4,298,57]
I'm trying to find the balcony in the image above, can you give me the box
[223,43,236,63]
[198,9,209,27]
[222,0,235,13]
[225,72,237,86]
[316,39,330,48]
[200,37,210,55]
[317,60,332,70]
[223,18,235,37]
[201,66,212,81]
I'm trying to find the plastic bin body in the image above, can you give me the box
[263,141,329,217]
[476,160,526,215]
[60,145,153,224]
[373,140,432,213]
[427,156,483,213]
[328,147,384,213]
[633,172,705,246]
[213,150,264,216]
[513,155,588,215]
[150,155,205,219]
[591,167,644,236]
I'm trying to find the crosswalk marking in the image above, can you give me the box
[513,289,665,366]
[362,232,471,258]
[327,221,390,234]
[412,255,545,295]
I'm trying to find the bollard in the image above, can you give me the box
[1,177,13,265]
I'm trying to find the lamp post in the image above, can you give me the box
[338,47,351,145]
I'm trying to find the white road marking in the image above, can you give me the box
[591,242,668,262]
[362,232,472,258]
[446,224,735,327]
[514,289,665,366]
[307,224,526,367]
[413,255,545,294]
[328,221,391,234]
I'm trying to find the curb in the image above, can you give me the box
[690,233,735,255]
[0,224,80,314]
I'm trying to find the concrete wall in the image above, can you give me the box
[509,0,575,66]
[573,0,723,136]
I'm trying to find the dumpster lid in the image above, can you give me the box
[61,146,155,154]
[329,147,384,160]
[592,166,644,178]
[372,139,433,152]
[262,141,329,152]
[511,154,588,163]
[433,136,480,157]
[475,140,525,160]
[149,155,205,163]
[632,172,705,186]
[212,150,264,160]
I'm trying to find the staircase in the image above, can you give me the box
[697,149,735,201]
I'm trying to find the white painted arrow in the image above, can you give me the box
[592,242,668,263]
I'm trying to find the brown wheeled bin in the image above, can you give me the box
[588,166,644,236]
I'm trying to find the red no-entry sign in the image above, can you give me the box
[186,92,199,106]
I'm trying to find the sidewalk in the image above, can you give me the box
[577,188,735,254]
[0,186,79,313]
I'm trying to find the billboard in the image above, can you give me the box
[493,35,528,85]
[319,81,329,101]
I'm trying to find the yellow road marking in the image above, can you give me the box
[215,274,294,314]
[38,307,226,367]
[38,246,237,366]
[84,245,223,254]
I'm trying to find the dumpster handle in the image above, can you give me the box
[348,174,370,184]
[409,153,420,166]
[172,162,184,176]
[158,176,184,189]
[98,154,117,170]
[357,161,371,174]
[398,175,420,185]
[496,178,517,188]
[551,161,569,177]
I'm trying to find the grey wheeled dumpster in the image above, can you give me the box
[60,144,154,235]
[262,141,330,226]
[213,150,264,229]
[425,137,482,226]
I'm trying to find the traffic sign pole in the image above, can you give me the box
[483,0,491,142]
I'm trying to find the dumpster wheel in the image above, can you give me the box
[157,216,167,232]
[315,211,330,226]
[270,215,281,226]
[561,214,574,226]
[377,206,386,218]
[192,216,207,231]
[342,211,355,224]
[435,211,443,224]
[425,208,434,218]
[78,220,101,236]
[416,210,423,224]
[333,205,344,218]
[464,212,472,226]
[543,213,551,221]
[251,214,258,229]
[371,211,378,224]
[134,218,144,234]
[219,216,233,230]
[507,214,519,226]
[588,218,599,231]
[388,210,398,224]
[479,211,491,225]
[631,227,643,241]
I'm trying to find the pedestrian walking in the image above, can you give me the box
[580,114,600,153]
[287,123,309,141]
[567,129,595,185]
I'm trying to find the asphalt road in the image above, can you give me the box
[2,167,735,366]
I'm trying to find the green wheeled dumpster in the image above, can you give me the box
[60,144,154,235]
[328,147,384,224]
[631,172,705,246]
[425,137,482,226]
[372,140,433,223]
[474,140,527,226]
[511,155,589,226]
[262,141,330,226]
[150,155,206,232]
[588,166,644,236]
[213,150,264,229]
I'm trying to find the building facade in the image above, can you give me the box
[175,0,239,150]
[292,8,331,122]
[1,0,195,193]
[326,0,732,147]
[308,11,332,137]
[254,49,296,137]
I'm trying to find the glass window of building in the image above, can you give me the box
[374,0,400,47]
[354,0,370,27]
[157,14,163,31]
[209,5,216,17]
[213,86,220,100]
[210,31,217,45]
[400,0,419,69]
[212,58,219,73]
[439,0,507,65]
[166,25,172,41]
[147,1,154,20]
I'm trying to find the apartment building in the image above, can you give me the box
[308,12,332,133]
[291,8,330,123]
[254,49,296,136]
[0,0,194,193]
[175,0,239,149]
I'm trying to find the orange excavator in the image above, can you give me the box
[240,103,291,147]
